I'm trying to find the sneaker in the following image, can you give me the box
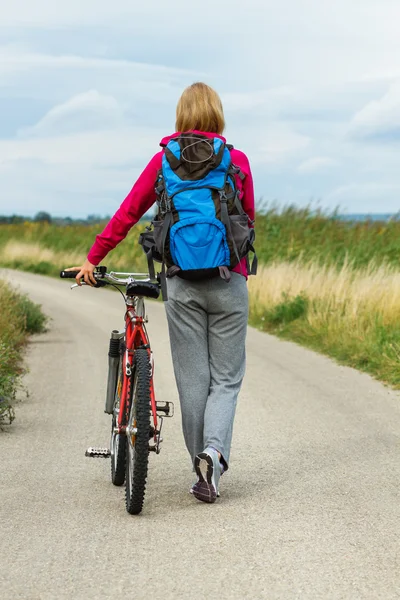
[192,448,222,504]
[190,482,220,498]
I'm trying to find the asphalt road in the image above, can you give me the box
[1,269,399,600]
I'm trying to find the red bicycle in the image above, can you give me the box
[60,267,174,515]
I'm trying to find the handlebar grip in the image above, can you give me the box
[60,270,80,278]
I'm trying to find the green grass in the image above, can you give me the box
[262,293,309,327]
[255,205,400,269]
[0,279,47,426]
[250,291,400,388]
[248,259,400,388]
[0,220,147,274]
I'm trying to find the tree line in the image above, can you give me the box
[0,212,111,225]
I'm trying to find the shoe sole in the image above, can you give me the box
[193,453,217,503]
[190,485,220,498]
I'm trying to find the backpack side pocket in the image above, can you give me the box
[152,220,164,256]
[229,214,252,259]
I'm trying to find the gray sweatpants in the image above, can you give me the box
[164,273,248,470]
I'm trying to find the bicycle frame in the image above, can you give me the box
[61,266,174,459]
[117,296,158,437]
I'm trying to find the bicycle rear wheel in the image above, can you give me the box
[125,348,151,515]
[110,356,126,486]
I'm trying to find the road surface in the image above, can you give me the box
[1,269,399,600]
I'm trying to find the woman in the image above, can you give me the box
[67,82,255,504]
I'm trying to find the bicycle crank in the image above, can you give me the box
[148,417,164,454]
[85,447,111,458]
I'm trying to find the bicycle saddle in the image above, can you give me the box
[126,281,160,299]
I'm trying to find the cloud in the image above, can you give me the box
[0,48,196,96]
[297,157,337,173]
[252,126,310,165]
[3,1,400,88]
[2,0,400,216]
[0,47,198,139]
[349,82,400,142]
[326,182,400,212]
[0,159,142,218]
[221,87,294,114]
[0,130,162,217]
[0,0,263,30]
[0,47,199,122]
[0,47,195,77]
[0,1,173,28]
[18,91,124,137]
[0,127,162,167]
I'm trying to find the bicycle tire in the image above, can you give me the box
[110,356,126,486]
[125,348,151,515]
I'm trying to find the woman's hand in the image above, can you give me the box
[64,259,97,287]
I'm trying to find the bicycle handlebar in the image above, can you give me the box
[60,270,80,279]
[59,268,154,287]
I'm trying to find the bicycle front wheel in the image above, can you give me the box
[125,348,151,515]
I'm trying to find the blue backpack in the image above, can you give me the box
[139,133,257,299]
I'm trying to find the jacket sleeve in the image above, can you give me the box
[233,150,255,224]
[87,152,162,265]
[242,156,255,221]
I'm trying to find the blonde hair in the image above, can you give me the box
[175,82,225,134]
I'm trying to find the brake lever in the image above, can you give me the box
[70,283,88,289]
[70,280,107,290]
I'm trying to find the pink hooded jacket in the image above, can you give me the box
[87,131,255,276]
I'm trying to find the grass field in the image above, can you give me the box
[0,220,147,276]
[248,259,400,387]
[0,206,399,389]
[0,279,47,426]
[256,206,400,269]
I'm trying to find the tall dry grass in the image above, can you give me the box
[0,241,85,269]
[249,260,400,387]
[249,259,400,324]
[0,237,147,276]
[0,221,147,275]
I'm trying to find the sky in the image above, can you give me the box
[1,0,400,218]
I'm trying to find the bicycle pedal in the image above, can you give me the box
[148,443,162,454]
[85,447,111,458]
[156,401,174,418]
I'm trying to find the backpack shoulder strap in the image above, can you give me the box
[229,162,245,181]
